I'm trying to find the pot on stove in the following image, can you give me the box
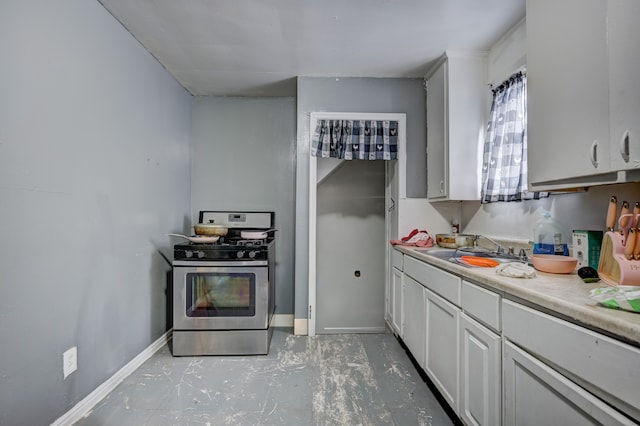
[240,229,277,239]
[168,233,220,244]
[193,220,228,236]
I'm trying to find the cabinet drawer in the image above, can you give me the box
[404,256,460,306]
[461,280,500,332]
[502,299,640,420]
[392,249,404,270]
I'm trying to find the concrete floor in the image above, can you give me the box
[74,328,455,425]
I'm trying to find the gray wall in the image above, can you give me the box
[190,97,296,314]
[0,1,192,425]
[462,183,640,243]
[295,77,426,320]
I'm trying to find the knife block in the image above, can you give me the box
[597,231,640,285]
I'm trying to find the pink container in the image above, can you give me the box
[532,254,578,274]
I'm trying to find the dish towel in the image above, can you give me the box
[495,262,537,278]
[390,229,434,247]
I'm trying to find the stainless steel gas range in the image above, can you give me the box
[171,211,276,356]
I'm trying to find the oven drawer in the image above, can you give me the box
[172,330,272,356]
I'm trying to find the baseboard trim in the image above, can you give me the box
[294,318,308,335]
[52,330,171,426]
[272,313,294,327]
[54,317,294,425]
[321,326,387,333]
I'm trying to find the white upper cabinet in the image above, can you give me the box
[527,0,640,189]
[608,0,640,172]
[426,61,446,199]
[425,52,487,201]
[527,0,611,186]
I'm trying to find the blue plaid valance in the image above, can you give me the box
[311,119,398,160]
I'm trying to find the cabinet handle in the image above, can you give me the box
[620,130,630,162]
[590,140,599,169]
[440,180,444,194]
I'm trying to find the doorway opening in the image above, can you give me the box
[308,112,406,336]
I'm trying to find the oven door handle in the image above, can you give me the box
[172,260,268,267]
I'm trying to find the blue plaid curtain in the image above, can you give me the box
[311,120,398,160]
[481,72,549,203]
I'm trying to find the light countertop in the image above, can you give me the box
[395,245,640,347]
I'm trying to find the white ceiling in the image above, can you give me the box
[98,0,525,97]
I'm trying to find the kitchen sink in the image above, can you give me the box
[415,248,459,259]
[415,247,526,266]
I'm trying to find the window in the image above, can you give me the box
[480,72,548,203]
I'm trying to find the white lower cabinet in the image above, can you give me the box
[502,299,639,425]
[385,274,393,326]
[404,255,462,412]
[390,266,403,335]
[401,276,426,366]
[388,250,404,335]
[503,341,634,425]
[460,313,500,426]
[397,255,637,425]
[425,288,460,413]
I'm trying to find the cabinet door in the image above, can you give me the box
[460,313,500,426]
[446,53,486,201]
[385,267,393,326]
[426,60,446,199]
[425,288,459,413]
[387,252,403,327]
[391,267,403,335]
[527,0,611,184]
[608,0,640,172]
[503,341,634,426]
[402,276,426,367]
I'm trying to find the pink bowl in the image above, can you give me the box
[531,254,578,274]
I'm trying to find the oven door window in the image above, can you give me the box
[185,273,256,317]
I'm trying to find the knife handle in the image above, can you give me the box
[634,229,640,260]
[625,228,637,260]
[606,195,618,232]
[619,200,630,228]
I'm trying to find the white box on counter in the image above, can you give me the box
[572,230,603,270]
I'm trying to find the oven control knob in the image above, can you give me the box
[185,250,193,258]
[248,251,256,259]
[237,250,245,259]
[196,251,205,259]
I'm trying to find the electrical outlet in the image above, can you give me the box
[63,346,77,379]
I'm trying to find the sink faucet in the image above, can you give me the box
[518,248,530,262]
[475,235,506,254]
[475,235,531,263]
